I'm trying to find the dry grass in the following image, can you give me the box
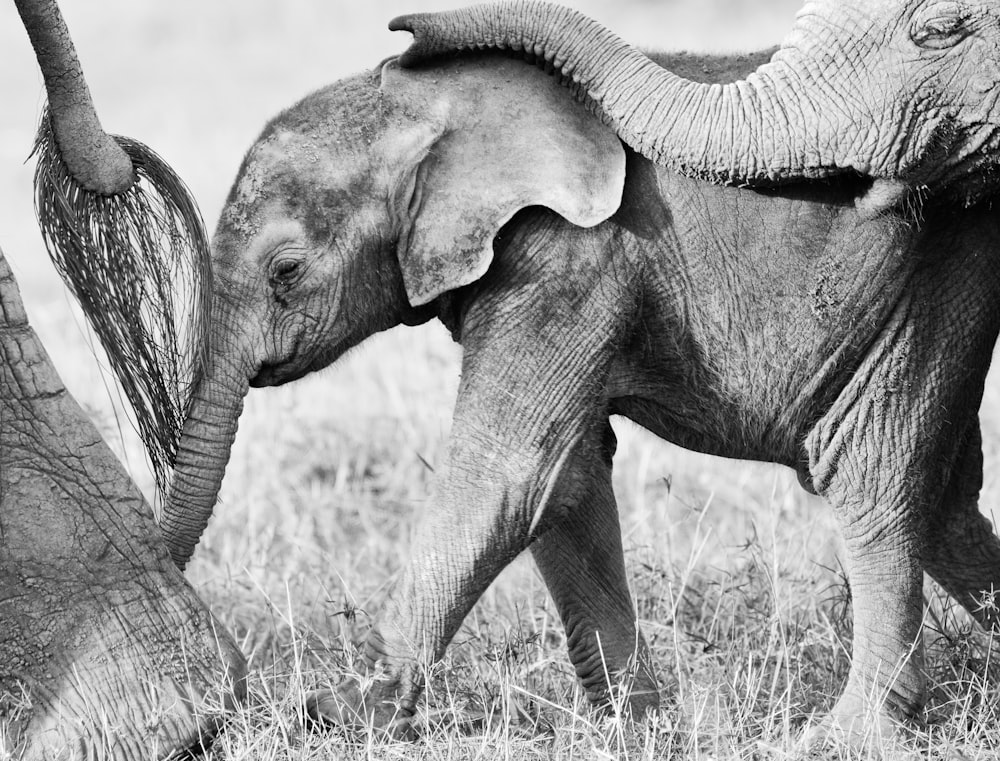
[184,334,1000,760]
[2,1,1000,759]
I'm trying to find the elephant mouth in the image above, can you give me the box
[250,360,309,387]
[249,334,309,387]
[249,337,351,388]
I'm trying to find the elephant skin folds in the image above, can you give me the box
[0,250,246,760]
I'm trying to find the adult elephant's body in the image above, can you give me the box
[162,51,1000,737]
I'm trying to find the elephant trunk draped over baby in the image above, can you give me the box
[390,0,1000,208]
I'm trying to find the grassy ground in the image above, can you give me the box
[2,2,999,758]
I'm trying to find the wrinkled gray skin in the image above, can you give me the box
[392,0,1000,212]
[0,250,246,758]
[163,52,1000,740]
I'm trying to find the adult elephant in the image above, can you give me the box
[0,247,245,757]
[390,0,1000,212]
[161,50,1000,744]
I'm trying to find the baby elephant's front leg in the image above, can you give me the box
[306,427,592,735]
[307,295,627,732]
[306,237,631,734]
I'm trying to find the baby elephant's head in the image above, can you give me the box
[160,54,626,570]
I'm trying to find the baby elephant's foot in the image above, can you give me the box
[305,678,417,740]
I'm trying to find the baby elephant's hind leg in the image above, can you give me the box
[924,425,1000,630]
[529,422,659,717]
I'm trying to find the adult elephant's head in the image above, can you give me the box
[391,0,1000,206]
[159,56,626,569]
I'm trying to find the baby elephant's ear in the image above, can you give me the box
[381,56,626,307]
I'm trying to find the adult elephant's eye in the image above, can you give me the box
[911,4,972,49]
[270,257,303,288]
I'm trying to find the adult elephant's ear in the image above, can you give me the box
[380,55,625,307]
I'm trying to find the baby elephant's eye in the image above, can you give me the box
[270,257,303,287]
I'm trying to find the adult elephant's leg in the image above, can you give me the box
[0,250,245,758]
[803,201,1000,743]
[530,421,658,716]
[805,313,938,739]
[923,424,1000,630]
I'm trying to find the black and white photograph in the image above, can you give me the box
[2,1,999,758]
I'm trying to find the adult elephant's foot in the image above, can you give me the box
[6,575,248,760]
[801,687,921,753]
[305,677,418,740]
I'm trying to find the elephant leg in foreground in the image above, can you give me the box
[804,243,1000,741]
[817,477,926,738]
[924,425,1000,630]
[529,422,658,715]
[307,223,634,734]
[806,329,934,739]
[0,250,245,759]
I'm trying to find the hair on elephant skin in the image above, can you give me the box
[160,49,1000,745]
[14,0,212,497]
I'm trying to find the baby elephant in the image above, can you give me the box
[160,50,1000,743]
